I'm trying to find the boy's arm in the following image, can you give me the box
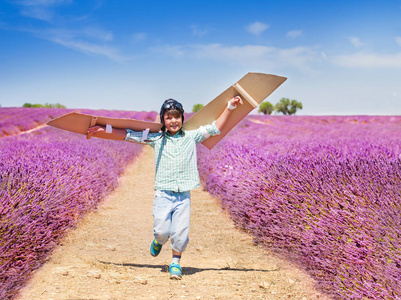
[87,126,127,140]
[215,96,243,131]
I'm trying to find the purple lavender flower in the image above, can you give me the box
[197,115,401,299]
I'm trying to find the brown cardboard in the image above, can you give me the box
[47,72,286,148]
[183,72,286,149]
[47,113,162,142]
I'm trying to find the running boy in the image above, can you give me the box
[87,96,243,279]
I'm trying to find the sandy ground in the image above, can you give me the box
[17,146,330,300]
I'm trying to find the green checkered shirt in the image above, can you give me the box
[125,121,221,192]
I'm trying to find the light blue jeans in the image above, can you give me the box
[152,190,191,253]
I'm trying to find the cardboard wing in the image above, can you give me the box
[47,72,286,148]
[47,112,162,141]
[183,72,286,149]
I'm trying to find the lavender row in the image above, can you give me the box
[197,115,401,299]
[0,107,158,137]
[0,126,142,299]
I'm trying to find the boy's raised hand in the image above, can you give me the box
[215,96,244,131]
[229,96,243,108]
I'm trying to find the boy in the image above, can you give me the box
[88,96,243,279]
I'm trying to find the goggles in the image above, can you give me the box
[161,100,184,113]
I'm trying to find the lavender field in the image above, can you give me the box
[0,108,154,299]
[197,115,401,299]
[2,108,400,299]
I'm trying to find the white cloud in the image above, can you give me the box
[335,52,401,68]
[11,1,126,62]
[193,44,274,61]
[191,25,209,37]
[246,22,269,36]
[275,46,320,69]
[83,27,113,42]
[20,5,54,20]
[16,0,72,21]
[287,30,302,38]
[51,37,128,62]
[17,0,72,5]
[151,45,186,57]
[395,36,401,47]
[22,27,128,62]
[131,32,147,43]
[348,36,365,47]
[154,43,321,71]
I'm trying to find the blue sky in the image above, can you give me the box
[1,0,400,115]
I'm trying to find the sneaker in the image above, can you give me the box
[169,263,182,280]
[150,239,162,257]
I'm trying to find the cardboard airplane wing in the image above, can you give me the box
[183,72,287,149]
[47,72,286,148]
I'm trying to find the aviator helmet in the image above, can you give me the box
[159,98,184,132]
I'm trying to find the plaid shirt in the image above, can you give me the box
[125,121,220,192]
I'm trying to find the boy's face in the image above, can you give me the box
[163,111,182,135]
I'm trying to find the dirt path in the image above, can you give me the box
[18,147,330,300]
[17,124,47,136]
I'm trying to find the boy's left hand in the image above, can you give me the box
[229,96,243,108]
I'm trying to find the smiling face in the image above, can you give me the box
[163,110,183,135]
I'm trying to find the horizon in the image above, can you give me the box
[2,105,400,118]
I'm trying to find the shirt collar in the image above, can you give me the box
[165,131,184,138]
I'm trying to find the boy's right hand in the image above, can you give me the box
[86,125,126,141]
[87,125,105,136]
[86,125,105,139]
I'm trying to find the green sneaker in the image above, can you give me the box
[150,239,162,257]
[169,263,182,280]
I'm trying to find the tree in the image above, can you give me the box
[44,103,66,108]
[192,104,204,112]
[288,99,302,115]
[258,101,274,115]
[23,103,43,108]
[274,98,302,115]
[22,102,66,108]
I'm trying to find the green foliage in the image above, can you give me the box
[258,98,303,115]
[258,101,274,115]
[274,98,303,115]
[22,102,66,108]
[192,103,204,112]
[23,103,42,108]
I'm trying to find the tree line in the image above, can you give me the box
[258,98,302,115]
[22,103,66,108]
[192,98,303,115]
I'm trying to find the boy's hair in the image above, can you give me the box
[160,99,184,132]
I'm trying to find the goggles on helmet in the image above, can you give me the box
[160,99,184,114]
